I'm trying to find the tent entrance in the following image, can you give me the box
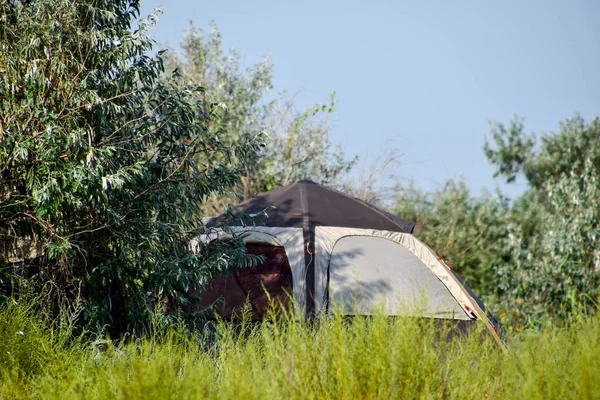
[195,243,293,319]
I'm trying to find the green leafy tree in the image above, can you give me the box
[172,22,274,204]
[264,92,357,189]
[393,116,600,329]
[484,115,600,327]
[165,23,356,214]
[0,0,263,333]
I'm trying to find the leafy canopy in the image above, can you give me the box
[396,115,600,329]
[165,22,357,213]
[484,116,600,326]
[0,0,263,333]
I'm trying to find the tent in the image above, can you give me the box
[195,180,503,344]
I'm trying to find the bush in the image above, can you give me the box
[394,116,600,329]
[0,0,263,333]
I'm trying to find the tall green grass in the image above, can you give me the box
[1,299,599,399]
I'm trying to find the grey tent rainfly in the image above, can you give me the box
[194,180,503,345]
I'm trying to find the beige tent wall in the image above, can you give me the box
[326,235,470,319]
[314,227,484,320]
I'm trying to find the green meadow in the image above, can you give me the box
[1,300,599,400]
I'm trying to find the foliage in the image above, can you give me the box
[2,298,600,399]
[484,115,600,327]
[483,117,536,184]
[165,23,357,214]
[168,22,275,205]
[264,92,357,188]
[0,0,263,333]
[395,116,600,329]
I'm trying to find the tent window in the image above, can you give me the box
[195,244,293,319]
[328,236,469,320]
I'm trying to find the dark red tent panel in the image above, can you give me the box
[194,244,293,319]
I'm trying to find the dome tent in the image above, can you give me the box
[197,180,503,344]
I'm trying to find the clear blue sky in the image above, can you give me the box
[140,0,600,198]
